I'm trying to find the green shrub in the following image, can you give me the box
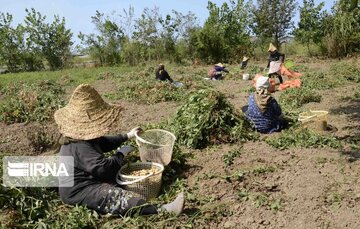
[168,89,257,149]
[301,71,343,90]
[330,62,360,83]
[265,127,342,150]
[279,87,321,110]
[0,80,65,124]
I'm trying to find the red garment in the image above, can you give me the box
[280,65,301,78]
[278,79,301,91]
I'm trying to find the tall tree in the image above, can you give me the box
[321,0,359,57]
[197,0,252,63]
[133,7,161,61]
[79,11,124,66]
[0,12,44,72]
[251,0,297,49]
[294,0,326,55]
[24,8,73,70]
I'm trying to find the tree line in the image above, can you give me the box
[0,0,359,72]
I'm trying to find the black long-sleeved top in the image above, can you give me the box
[59,134,128,205]
[155,68,174,82]
[267,51,285,68]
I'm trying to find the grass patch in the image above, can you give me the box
[106,68,210,104]
[0,80,65,124]
[301,71,344,90]
[265,127,342,150]
[279,87,321,110]
[330,62,360,83]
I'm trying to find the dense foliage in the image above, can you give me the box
[0,80,65,124]
[168,89,257,149]
[0,9,72,72]
[266,127,342,150]
[251,0,297,49]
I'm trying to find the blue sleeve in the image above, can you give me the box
[269,98,282,116]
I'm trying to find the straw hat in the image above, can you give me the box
[268,43,277,52]
[54,84,123,140]
[242,56,249,62]
[256,76,270,90]
[215,63,224,67]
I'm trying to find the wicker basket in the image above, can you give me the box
[116,162,164,201]
[135,129,176,166]
[298,110,328,131]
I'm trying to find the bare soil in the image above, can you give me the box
[0,60,359,229]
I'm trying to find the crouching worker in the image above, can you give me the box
[245,76,288,133]
[155,64,174,83]
[208,63,229,80]
[55,84,184,216]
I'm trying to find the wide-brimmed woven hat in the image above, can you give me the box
[54,84,122,140]
[215,63,224,67]
[268,43,277,52]
[242,56,249,62]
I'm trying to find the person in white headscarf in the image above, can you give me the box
[245,76,287,133]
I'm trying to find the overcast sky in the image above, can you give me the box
[1,0,334,45]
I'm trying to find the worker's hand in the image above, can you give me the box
[127,126,143,139]
[116,145,135,157]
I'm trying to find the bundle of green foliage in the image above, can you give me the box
[265,127,342,150]
[279,87,321,110]
[0,80,65,124]
[168,89,257,149]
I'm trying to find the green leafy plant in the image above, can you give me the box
[251,166,276,175]
[0,80,65,124]
[301,71,343,90]
[279,87,321,110]
[223,148,242,166]
[168,89,257,149]
[266,127,342,150]
[330,62,360,83]
[106,74,208,104]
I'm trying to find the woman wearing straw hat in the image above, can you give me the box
[240,56,249,69]
[55,84,184,216]
[267,43,285,84]
[245,76,287,133]
[207,63,229,80]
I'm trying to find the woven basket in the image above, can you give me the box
[298,110,328,131]
[135,129,176,166]
[116,162,164,201]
